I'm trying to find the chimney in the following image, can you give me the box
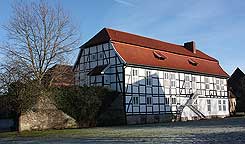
[184,41,196,54]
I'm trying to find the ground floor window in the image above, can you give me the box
[171,97,176,104]
[165,97,170,105]
[146,95,152,106]
[223,100,226,111]
[132,95,139,106]
[207,99,211,112]
[218,100,222,111]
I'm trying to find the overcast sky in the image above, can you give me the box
[0,0,245,75]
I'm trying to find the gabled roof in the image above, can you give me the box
[82,28,217,61]
[228,68,245,87]
[78,28,228,77]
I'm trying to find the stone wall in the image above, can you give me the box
[127,114,174,125]
[19,109,78,131]
[19,96,78,131]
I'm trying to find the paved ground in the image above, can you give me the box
[0,117,245,144]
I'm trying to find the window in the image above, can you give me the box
[205,84,210,89]
[221,86,224,90]
[170,81,176,87]
[192,76,196,82]
[205,77,209,83]
[165,97,170,105]
[188,59,198,66]
[153,50,166,60]
[170,73,175,79]
[223,100,226,111]
[132,95,139,106]
[185,81,191,88]
[146,70,152,85]
[207,100,211,112]
[185,75,190,81]
[133,69,138,76]
[216,79,220,84]
[91,54,97,61]
[146,95,152,105]
[98,52,104,60]
[220,80,224,85]
[218,100,222,111]
[132,69,138,84]
[164,72,169,79]
[171,97,176,104]
[216,85,220,90]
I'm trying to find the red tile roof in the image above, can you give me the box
[113,42,228,77]
[80,28,228,77]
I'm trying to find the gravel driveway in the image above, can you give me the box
[0,117,244,144]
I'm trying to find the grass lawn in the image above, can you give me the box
[0,117,244,139]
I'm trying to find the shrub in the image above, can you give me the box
[51,86,119,127]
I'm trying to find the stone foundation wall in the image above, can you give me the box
[180,115,229,121]
[126,114,174,125]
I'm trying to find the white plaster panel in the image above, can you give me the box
[153,78,159,85]
[133,107,139,113]
[140,105,146,112]
[158,71,163,79]
[140,86,145,93]
[159,87,165,94]
[165,88,170,94]
[146,87,152,94]
[147,107,152,112]
[160,105,164,111]
[139,68,145,77]
[140,96,146,103]
[180,73,184,80]
[125,67,131,75]
[153,97,158,103]
[126,85,131,93]
[133,86,138,93]
[159,97,164,103]
[103,43,109,50]
[125,75,131,84]
[90,46,96,54]
[153,105,159,111]
[110,50,115,57]
[152,87,158,94]
[110,75,116,82]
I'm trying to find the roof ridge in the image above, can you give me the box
[105,27,183,47]
[105,28,217,62]
[111,40,218,62]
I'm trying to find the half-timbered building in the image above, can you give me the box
[74,28,230,124]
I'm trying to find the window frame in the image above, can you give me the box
[223,100,226,111]
[207,99,211,112]
[146,95,153,106]
[146,70,152,86]
[165,97,170,105]
[132,95,139,106]
[132,68,138,85]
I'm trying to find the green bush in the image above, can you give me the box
[51,86,119,127]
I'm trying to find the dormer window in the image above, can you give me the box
[188,58,198,66]
[153,50,166,60]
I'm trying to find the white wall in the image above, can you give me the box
[124,65,229,118]
[74,42,124,92]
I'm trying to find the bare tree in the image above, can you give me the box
[1,0,80,86]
